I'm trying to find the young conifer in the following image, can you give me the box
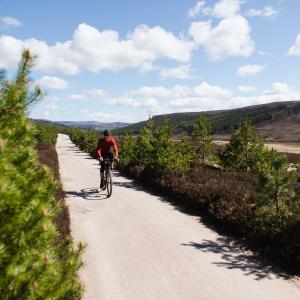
[192,113,213,165]
[0,51,82,299]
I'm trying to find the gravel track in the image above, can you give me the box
[57,134,300,300]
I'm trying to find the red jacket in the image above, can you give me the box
[97,136,118,159]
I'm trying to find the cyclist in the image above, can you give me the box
[97,129,118,189]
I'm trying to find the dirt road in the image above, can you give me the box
[56,134,300,300]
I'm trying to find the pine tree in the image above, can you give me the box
[0,51,82,299]
[135,117,155,166]
[221,120,266,172]
[259,149,297,214]
[119,133,136,166]
[192,113,213,165]
[173,138,195,172]
[153,119,175,171]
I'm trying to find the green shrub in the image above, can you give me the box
[221,120,266,172]
[34,123,59,145]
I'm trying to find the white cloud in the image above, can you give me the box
[128,25,194,63]
[108,96,159,110]
[88,111,143,123]
[189,15,254,60]
[0,35,79,74]
[36,76,69,90]
[126,81,232,111]
[245,6,277,17]
[1,17,22,27]
[188,1,207,17]
[165,82,300,112]
[131,85,194,100]
[270,82,290,94]
[212,0,243,18]
[169,82,232,109]
[188,0,243,19]
[237,64,266,77]
[238,85,257,93]
[160,65,191,79]
[288,33,300,56]
[231,82,300,108]
[139,61,156,73]
[0,23,194,74]
[193,81,232,97]
[123,81,299,113]
[46,102,58,111]
[86,89,107,98]
[68,89,107,100]
[68,94,88,100]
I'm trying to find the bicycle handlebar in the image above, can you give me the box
[99,157,119,162]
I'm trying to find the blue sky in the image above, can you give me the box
[1,0,300,123]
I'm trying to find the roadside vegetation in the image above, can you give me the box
[0,51,82,299]
[64,112,300,270]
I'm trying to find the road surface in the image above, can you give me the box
[56,134,300,300]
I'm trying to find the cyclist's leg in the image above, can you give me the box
[100,159,105,188]
[108,152,114,169]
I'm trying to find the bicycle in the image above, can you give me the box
[100,158,118,197]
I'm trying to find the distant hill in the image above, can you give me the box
[115,101,300,140]
[32,119,130,131]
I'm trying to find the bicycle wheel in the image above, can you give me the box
[106,169,112,197]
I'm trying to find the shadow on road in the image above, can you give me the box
[67,188,108,200]
[182,237,292,281]
[113,180,144,191]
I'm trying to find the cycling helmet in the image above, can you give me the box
[103,129,109,136]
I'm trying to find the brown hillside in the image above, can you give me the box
[213,112,300,143]
[256,112,300,143]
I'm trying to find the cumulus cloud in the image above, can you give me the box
[212,0,243,18]
[87,81,232,113]
[131,85,189,99]
[68,94,88,100]
[0,35,79,74]
[245,6,277,17]
[168,81,232,108]
[1,16,22,28]
[189,15,254,60]
[237,64,266,77]
[288,33,300,56]
[88,111,144,123]
[36,76,69,90]
[238,85,257,93]
[128,25,194,63]
[0,23,194,75]
[68,89,107,100]
[188,0,243,19]
[231,82,300,108]
[160,65,191,79]
[122,81,299,114]
[124,81,232,111]
[188,1,207,17]
[187,1,255,60]
[164,82,300,112]
[107,96,159,110]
